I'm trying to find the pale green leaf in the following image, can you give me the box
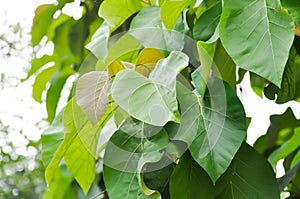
[76,71,111,124]
[219,0,294,87]
[129,6,185,52]
[41,109,64,167]
[112,69,180,126]
[149,51,189,92]
[85,22,110,61]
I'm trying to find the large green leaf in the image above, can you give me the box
[103,119,169,199]
[85,22,110,61]
[161,0,191,30]
[193,1,222,41]
[44,100,99,194]
[129,6,185,52]
[169,152,214,199]
[112,69,179,126]
[281,0,300,26]
[215,143,280,199]
[173,71,246,183]
[76,71,111,124]
[112,51,188,126]
[98,0,148,31]
[219,0,294,87]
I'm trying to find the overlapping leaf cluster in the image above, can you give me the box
[28,0,300,198]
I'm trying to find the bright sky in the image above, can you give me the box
[0,0,299,179]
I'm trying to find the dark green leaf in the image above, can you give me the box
[215,143,280,199]
[281,0,300,26]
[170,152,214,199]
[193,1,222,41]
[103,119,169,199]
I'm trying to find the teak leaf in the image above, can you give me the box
[220,0,294,87]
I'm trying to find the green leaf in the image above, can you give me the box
[193,1,222,41]
[43,165,74,199]
[53,19,76,61]
[135,48,165,77]
[254,108,300,154]
[169,152,214,199]
[112,51,188,126]
[46,66,73,123]
[250,72,266,98]
[264,46,297,104]
[213,40,236,90]
[281,0,300,26]
[149,51,189,92]
[31,4,58,46]
[219,0,294,87]
[174,70,246,183]
[191,73,246,183]
[268,127,300,166]
[129,6,185,52]
[76,71,111,124]
[24,55,54,81]
[68,18,88,60]
[112,69,179,126]
[215,142,279,199]
[63,101,96,194]
[161,0,191,30]
[44,100,100,194]
[277,159,300,192]
[196,41,217,95]
[33,65,58,103]
[98,0,148,31]
[103,119,169,199]
[41,109,65,167]
[85,22,110,61]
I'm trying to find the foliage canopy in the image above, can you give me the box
[29,0,300,198]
